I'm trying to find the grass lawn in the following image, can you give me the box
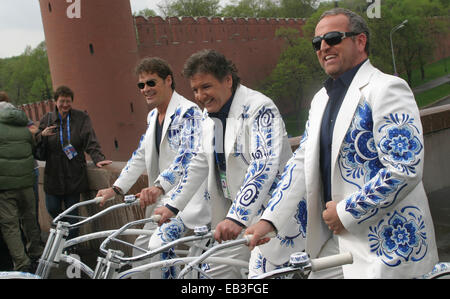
[400,56,450,107]
[401,57,450,88]
[415,83,450,108]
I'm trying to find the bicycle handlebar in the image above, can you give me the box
[311,252,352,272]
[51,195,143,228]
[177,231,277,279]
[99,214,162,256]
[243,231,277,244]
[52,196,113,225]
[252,252,353,279]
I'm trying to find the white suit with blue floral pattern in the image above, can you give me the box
[155,84,294,278]
[261,60,438,278]
[113,91,207,278]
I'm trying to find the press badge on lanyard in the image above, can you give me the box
[60,114,78,160]
[219,170,232,200]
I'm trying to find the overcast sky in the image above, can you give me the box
[0,0,232,59]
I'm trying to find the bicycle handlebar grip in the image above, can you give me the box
[244,231,277,244]
[150,214,162,222]
[94,196,115,204]
[93,196,104,204]
[310,252,353,272]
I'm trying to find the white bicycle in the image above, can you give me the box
[92,216,215,279]
[0,195,154,279]
[113,232,263,279]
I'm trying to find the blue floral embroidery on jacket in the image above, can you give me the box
[339,102,424,223]
[339,102,383,182]
[267,162,296,212]
[266,121,308,212]
[252,252,290,278]
[158,106,202,192]
[277,199,307,248]
[230,106,276,222]
[156,218,186,279]
[378,113,423,175]
[345,168,406,223]
[295,199,307,236]
[368,206,428,267]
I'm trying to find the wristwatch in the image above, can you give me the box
[112,185,124,196]
[154,182,165,195]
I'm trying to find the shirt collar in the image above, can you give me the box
[209,90,235,119]
[324,58,367,93]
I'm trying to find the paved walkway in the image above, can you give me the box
[426,95,450,108]
[412,74,450,93]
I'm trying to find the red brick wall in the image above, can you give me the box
[38,0,305,161]
[38,0,146,161]
[135,16,305,102]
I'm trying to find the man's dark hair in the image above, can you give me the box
[54,85,74,101]
[0,91,10,102]
[182,49,241,93]
[135,57,175,90]
[320,8,370,55]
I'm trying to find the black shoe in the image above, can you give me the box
[29,260,39,274]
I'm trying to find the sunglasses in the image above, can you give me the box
[137,79,157,89]
[312,31,360,51]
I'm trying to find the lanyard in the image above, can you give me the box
[58,113,71,147]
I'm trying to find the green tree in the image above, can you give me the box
[221,0,280,18]
[221,0,318,18]
[278,0,318,18]
[369,0,446,84]
[133,8,157,18]
[0,42,52,105]
[261,27,325,133]
[27,42,52,101]
[158,0,221,17]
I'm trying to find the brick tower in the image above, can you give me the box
[39,0,146,161]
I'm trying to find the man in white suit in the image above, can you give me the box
[245,8,438,279]
[144,49,293,278]
[96,57,208,278]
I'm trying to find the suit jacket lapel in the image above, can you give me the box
[331,60,374,181]
[146,109,159,181]
[160,91,180,147]
[224,85,244,159]
[302,87,330,257]
[305,88,328,187]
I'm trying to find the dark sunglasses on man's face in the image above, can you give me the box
[137,79,157,89]
[312,31,360,51]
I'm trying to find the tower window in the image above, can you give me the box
[48,2,52,13]
[89,43,94,55]
[130,102,134,113]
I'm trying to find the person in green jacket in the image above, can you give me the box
[0,100,44,272]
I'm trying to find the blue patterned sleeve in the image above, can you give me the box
[155,106,206,200]
[226,103,289,227]
[261,121,309,232]
[336,76,426,233]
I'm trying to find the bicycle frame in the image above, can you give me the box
[35,195,142,279]
[177,234,257,279]
[93,221,215,279]
[251,251,353,279]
